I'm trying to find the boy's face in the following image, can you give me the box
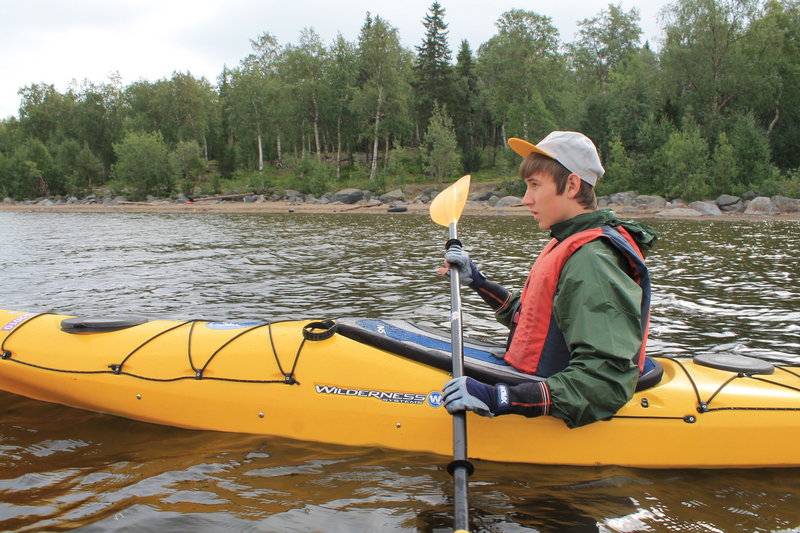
[521,171,582,230]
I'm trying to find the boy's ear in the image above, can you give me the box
[566,173,582,199]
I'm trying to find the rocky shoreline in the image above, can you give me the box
[3,186,800,221]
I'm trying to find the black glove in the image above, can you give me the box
[442,376,511,417]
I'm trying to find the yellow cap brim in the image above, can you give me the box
[507,137,555,160]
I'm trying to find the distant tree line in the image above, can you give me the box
[0,0,798,201]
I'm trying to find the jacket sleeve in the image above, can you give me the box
[466,278,519,328]
[544,241,643,427]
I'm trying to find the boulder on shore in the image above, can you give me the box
[380,189,405,203]
[495,196,522,208]
[418,186,439,203]
[283,189,305,202]
[633,195,667,208]
[333,188,365,204]
[715,194,742,212]
[688,201,722,216]
[744,196,780,215]
[608,191,638,205]
[469,190,499,202]
[772,195,800,213]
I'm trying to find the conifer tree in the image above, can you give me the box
[414,2,453,133]
[452,40,486,172]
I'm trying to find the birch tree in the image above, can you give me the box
[353,14,412,181]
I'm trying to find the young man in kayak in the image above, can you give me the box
[441,131,658,428]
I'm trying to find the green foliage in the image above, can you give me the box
[776,167,800,198]
[753,160,800,197]
[461,147,483,175]
[660,0,771,129]
[386,140,422,180]
[0,152,9,198]
[634,114,676,193]
[225,169,268,195]
[478,9,562,139]
[657,117,711,201]
[451,40,488,172]
[727,113,780,190]
[606,46,661,149]
[2,1,800,202]
[112,131,173,199]
[421,103,459,182]
[601,136,636,194]
[709,132,738,194]
[63,142,104,195]
[502,175,526,197]
[172,140,206,195]
[0,138,63,198]
[282,28,328,158]
[0,140,55,199]
[569,3,643,85]
[29,139,60,193]
[49,138,103,196]
[290,156,335,196]
[758,0,800,170]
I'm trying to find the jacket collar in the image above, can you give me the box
[549,209,616,242]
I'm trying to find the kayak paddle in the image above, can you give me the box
[430,174,472,533]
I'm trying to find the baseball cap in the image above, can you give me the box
[508,131,605,186]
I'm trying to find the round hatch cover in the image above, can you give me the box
[694,353,775,375]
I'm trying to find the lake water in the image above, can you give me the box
[1,210,799,532]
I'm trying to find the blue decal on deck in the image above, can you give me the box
[205,320,265,330]
[427,391,443,408]
[355,319,510,367]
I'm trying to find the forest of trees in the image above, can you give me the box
[0,0,798,201]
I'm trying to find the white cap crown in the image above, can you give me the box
[508,131,605,186]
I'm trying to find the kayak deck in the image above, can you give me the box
[1,309,799,468]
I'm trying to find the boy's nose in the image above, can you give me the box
[522,189,534,205]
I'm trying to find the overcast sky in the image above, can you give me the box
[0,0,674,120]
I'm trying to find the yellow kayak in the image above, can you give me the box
[1,309,799,468]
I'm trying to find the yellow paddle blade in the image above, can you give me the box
[430,175,471,227]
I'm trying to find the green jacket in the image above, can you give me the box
[496,209,658,427]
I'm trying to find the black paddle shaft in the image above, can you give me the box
[447,221,471,532]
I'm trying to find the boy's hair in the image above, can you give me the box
[519,153,597,209]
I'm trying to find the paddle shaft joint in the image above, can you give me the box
[445,238,462,250]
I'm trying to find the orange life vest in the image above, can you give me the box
[504,225,651,377]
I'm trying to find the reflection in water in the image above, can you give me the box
[1,211,799,532]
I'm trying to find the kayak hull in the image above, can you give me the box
[1,310,799,468]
